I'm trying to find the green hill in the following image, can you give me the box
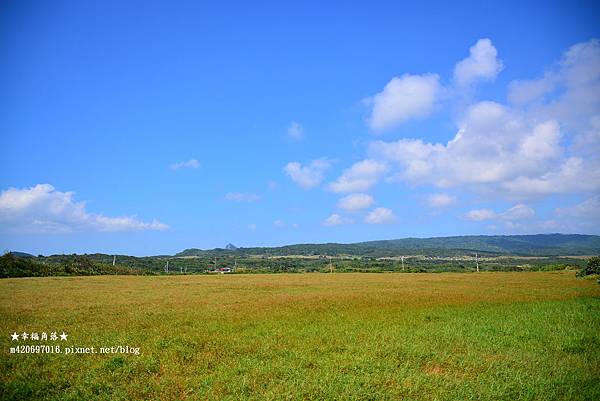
[177,234,600,257]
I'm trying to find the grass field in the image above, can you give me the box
[1,272,599,400]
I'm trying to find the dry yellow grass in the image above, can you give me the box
[1,271,599,400]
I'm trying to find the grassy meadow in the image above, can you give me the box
[1,271,599,400]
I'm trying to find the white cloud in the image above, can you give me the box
[360,38,600,203]
[368,101,587,198]
[468,197,599,234]
[364,207,396,224]
[453,38,503,87]
[465,208,497,221]
[224,192,262,202]
[323,38,600,228]
[284,158,331,189]
[329,159,387,193]
[555,195,600,220]
[572,115,600,157]
[508,74,555,105]
[287,121,304,140]
[323,213,354,227]
[502,204,536,220]
[508,39,600,148]
[426,193,456,208]
[483,197,599,234]
[0,184,168,233]
[501,157,600,197]
[273,219,285,227]
[465,204,535,221]
[366,73,441,131]
[337,193,375,211]
[170,159,200,170]
[247,224,257,230]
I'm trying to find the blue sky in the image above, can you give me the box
[1,0,599,255]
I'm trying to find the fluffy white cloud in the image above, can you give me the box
[0,184,168,233]
[359,38,600,204]
[224,192,262,202]
[247,224,257,230]
[366,73,441,131]
[365,38,501,133]
[170,159,200,170]
[329,159,387,193]
[337,193,375,211]
[323,213,354,227]
[368,99,593,198]
[364,207,396,224]
[453,38,503,87]
[284,158,331,189]
[426,193,456,208]
[287,121,304,140]
[465,204,535,221]
[273,219,285,227]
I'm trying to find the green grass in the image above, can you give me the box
[1,272,599,400]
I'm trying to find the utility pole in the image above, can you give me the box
[165,260,169,273]
[475,252,479,273]
[329,256,333,273]
[112,255,116,266]
[214,257,217,270]
[401,256,405,271]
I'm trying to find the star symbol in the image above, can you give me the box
[11,332,19,341]
[59,332,68,341]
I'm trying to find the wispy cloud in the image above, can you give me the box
[465,204,535,221]
[555,195,600,223]
[224,192,262,202]
[170,159,200,170]
[426,193,456,208]
[287,121,304,140]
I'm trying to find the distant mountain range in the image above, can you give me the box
[177,234,600,257]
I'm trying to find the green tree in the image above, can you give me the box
[584,256,600,275]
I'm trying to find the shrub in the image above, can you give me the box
[577,256,600,277]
